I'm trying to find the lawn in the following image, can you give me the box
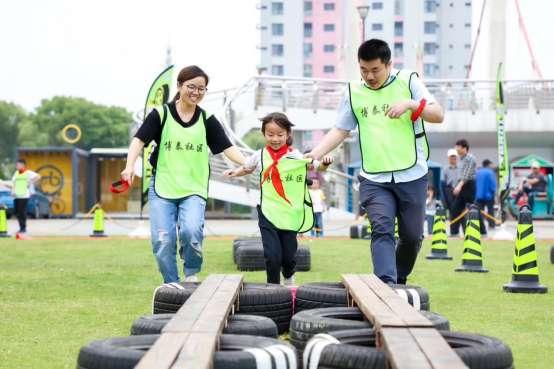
[0,236,553,369]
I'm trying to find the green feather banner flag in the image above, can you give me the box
[141,65,174,213]
[496,63,510,217]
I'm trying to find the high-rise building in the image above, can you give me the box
[258,0,472,79]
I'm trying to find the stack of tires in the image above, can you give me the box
[76,281,299,369]
[233,237,312,272]
[349,224,370,239]
[152,282,294,334]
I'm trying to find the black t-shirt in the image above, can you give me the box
[527,173,546,192]
[134,102,232,168]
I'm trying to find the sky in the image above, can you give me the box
[0,0,552,112]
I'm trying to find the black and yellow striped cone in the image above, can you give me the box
[394,217,399,241]
[90,208,107,237]
[550,246,554,264]
[503,205,547,293]
[0,206,9,238]
[426,206,452,260]
[455,205,488,272]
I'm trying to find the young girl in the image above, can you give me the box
[308,179,326,238]
[225,112,332,285]
[425,186,437,235]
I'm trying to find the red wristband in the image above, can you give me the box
[411,98,427,122]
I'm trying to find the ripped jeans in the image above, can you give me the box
[149,180,206,283]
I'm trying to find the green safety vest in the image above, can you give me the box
[260,149,314,232]
[349,70,429,174]
[13,171,31,198]
[153,105,210,200]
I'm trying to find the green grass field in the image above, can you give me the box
[1,236,553,369]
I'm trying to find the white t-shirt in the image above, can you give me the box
[309,189,326,213]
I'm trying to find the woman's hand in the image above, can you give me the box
[321,155,334,166]
[120,166,135,184]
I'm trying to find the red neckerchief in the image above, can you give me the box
[262,145,291,205]
[18,167,26,174]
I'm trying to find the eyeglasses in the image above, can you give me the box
[185,84,207,94]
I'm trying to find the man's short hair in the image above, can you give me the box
[358,39,391,64]
[455,139,469,150]
[482,159,492,167]
[16,158,26,165]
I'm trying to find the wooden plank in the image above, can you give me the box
[410,328,468,369]
[171,333,218,369]
[342,274,404,328]
[381,328,433,369]
[134,333,189,369]
[362,275,433,328]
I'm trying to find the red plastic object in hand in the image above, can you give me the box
[110,180,130,194]
[410,98,427,122]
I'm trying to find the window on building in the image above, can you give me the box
[424,63,439,76]
[449,44,454,49]
[464,43,471,49]
[372,23,383,31]
[424,0,436,13]
[271,2,283,15]
[394,42,403,57]
[424,42,437,55]
[394,21,403,36]
[449,2,454,6]
[449,65,453,70]
[271,23,284,36]
[304,1,313,15]
[449,23,454,28]
[372,2,383,10]
[394,62,404,69]
[303,64,313,77]
[323,44,335,53]
[323,23,335,32]
[303,43,313,57]
[271,44,284,56]
[424,21,437,34]
[323,2,335,11]
[323,65,335,73]
[271,65,284,75]
[465,1,471,5]
[394,0,402,15]
[304,23,312,37]
[464,23,471,27]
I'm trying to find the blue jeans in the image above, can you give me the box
[311,212,324,237]
[149,180,206,283]
[359,175,427,284]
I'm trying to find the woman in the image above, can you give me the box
[122,65,245,283]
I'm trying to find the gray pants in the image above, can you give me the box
[359,174,427,284]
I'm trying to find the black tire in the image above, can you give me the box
[350,225,360,239]
[290,307,449,352]
[131,314,278,338]
[295,282,430,312]
[550,245,554,264]
[151,282,199,314]
[153,282,293,334]
[233,237,262,263]
[296,246,311,272]
[77,334,298,369]
[236,245,265,271]
[304,329,513,369]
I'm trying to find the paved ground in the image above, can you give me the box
[4,217,554,240]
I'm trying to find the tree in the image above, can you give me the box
[242,129,266,150]
[0,101,29,177]
[24,96,133,150]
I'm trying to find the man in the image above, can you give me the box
[442,149,460,218]
[515,161,547,210]
[306,39,444,284]
[11,159,40,235]
[451,139,477,236]
[475,159,497,234]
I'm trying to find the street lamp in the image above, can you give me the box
[356,5,370,42]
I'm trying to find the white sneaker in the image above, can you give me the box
[283,275,296,287]
[184,275,199,283]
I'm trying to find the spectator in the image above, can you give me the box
[475,159,497,234]
[442,149,460,217]
[11,159,41,235]
[309,179,326,237]
[425,186,437,236]
[515,161,547,210]
[451,139,478,236]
